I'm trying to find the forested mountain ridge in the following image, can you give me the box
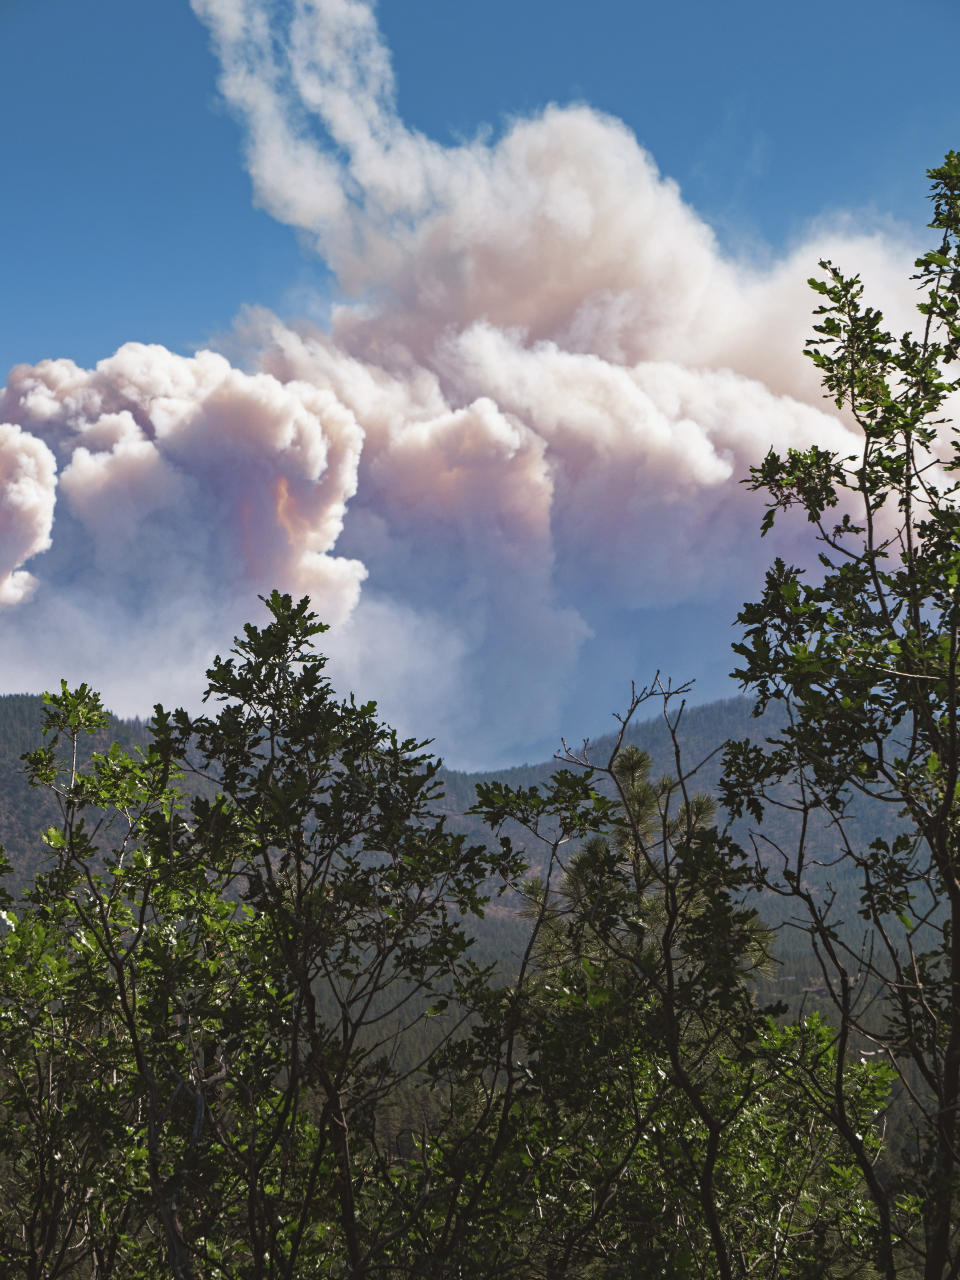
[0,687,910,917]
[0,684,915,1017]
[435,693,913,929]
[0,688,792,955]
[434,693,785,836]
[3,689,769,888]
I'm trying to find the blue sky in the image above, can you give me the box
[3,0,955,373]
[2,0,958,766]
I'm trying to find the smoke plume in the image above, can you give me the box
[0,0,928,765]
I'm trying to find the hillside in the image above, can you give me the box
[1,688,906,933]
[1,691,776,866]
[0,684,928,1024]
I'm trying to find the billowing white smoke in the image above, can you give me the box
[0,423,56,606]
[0,0,928,765]
[1,344,364,608]
[0,346,365,715]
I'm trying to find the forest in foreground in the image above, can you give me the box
[2,153,960,1279]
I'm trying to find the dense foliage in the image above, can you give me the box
[1,152,959,1277]
[0,614,890,1278]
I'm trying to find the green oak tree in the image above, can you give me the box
[0,595,516,1277]
[722,152,960,1278]
[0,614,893,1279]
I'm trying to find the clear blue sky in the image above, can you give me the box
[2,0,956,375]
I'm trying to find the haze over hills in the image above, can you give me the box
[0,681,929,1022]
[0,690,772,888]
[1,688,905,925]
